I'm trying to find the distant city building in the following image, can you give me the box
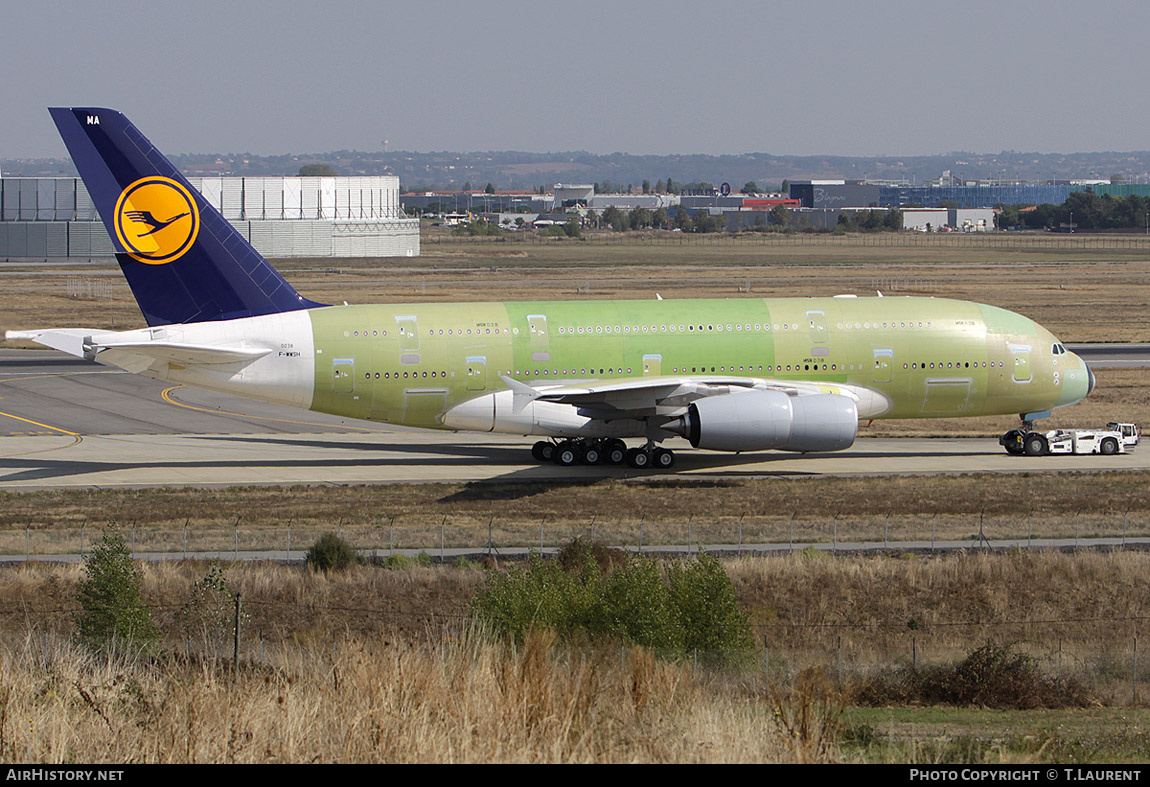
[879,184,1080,209]
[553,184,595,209]
[788,181,881,209]
[949,208,994,232]
[901,208,950,232]
[588,194,677,210]
[0,176,418,259]
[400,190,548,215]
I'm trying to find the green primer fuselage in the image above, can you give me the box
[306,296,1087,431]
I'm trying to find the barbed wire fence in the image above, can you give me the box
[3,510,1147,562]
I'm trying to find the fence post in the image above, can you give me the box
[233,593,242,674]
[183,519,188,559]
[837,636,843,687]
[1135,636,1139,706]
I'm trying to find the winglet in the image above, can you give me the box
[499,375,541,414]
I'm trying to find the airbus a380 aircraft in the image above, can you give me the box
[7,108,1095,469]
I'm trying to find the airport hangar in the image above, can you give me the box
[0,175,420,259]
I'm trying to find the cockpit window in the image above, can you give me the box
[1052,343,1066,355]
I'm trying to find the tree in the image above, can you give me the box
[75,528,160,653]
[298,164,337,177]
[741,181,760,195]
[628,207,652,230]
[484,183,496,194]
[642,179,651,194]
[601,206,627,231]
[768,204,792,227]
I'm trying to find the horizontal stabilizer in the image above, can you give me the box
[92,341,271,366]
[6,329,269,368]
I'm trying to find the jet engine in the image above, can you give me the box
[671,389,858,452]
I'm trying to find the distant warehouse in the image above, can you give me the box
[0,175,419,259]
[788,179,1085,209]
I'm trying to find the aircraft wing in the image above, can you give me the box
[500,374,890,419]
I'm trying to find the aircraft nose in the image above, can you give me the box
[1056,352,1093,408]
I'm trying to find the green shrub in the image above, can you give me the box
[305,532,360,572]
[74,528,159,653]
[471,542,754,666]
[667,552,756,665]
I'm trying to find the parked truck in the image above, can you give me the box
[1001,422,1139,456]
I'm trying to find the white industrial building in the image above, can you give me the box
[0,175,419,259]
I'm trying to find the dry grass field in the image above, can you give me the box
[2,551,1149,763]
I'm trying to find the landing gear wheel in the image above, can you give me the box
[604,439,627,465]
[1023,432,1049,457]
[652,447,675,469]
[553,440,581,466]
[531,441,555,462]
[582,442,603,465]
[625,447,651,469]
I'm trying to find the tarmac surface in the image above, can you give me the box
[1,347,1148,490]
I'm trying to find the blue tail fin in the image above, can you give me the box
[49,107,326,326]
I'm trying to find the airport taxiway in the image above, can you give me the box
[1,347,1148,490]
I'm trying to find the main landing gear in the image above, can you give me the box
[1000,418,1049,456]
[531,439,675,469]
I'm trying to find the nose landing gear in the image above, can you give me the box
[1000,417,1049,456]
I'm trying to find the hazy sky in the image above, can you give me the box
[5,0,1150,159]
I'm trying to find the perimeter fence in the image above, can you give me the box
[4,509,1148,561]
[425,230,1150,251]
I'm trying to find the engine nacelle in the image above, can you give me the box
[676,390,858,452]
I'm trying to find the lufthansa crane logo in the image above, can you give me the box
[113,176,200,264]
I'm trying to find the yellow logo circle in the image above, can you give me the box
[113,176,200,264]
